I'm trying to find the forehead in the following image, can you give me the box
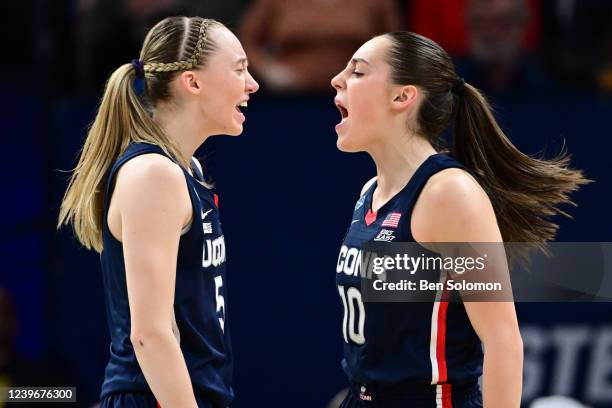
[208,26,246,63]
[351,35,392,66]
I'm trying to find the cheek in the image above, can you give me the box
[219,75,244,113]
[200,90,233,117]
[349,82,387,123]
[224,71,245,93]
[201,72,242,107]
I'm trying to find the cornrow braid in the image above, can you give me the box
[59,16,225,252]
[144,19,211,73]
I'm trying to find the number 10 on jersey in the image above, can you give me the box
[338,285,366,344]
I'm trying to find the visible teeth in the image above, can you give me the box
[238,102,248,107]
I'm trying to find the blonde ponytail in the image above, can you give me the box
[58,16,221,252]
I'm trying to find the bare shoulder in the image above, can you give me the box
[116,153,185,188]
[113,153,190,215]
[421,168,488,210]
[360,176,377,197]
[412,168,501,242]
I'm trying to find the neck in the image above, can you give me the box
[153,102,211,162]
[368,130,437,199]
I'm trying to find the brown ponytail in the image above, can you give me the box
[384,31,590,247]
[452,82,589,244]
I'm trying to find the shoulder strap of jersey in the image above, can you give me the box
[401,153,468,207]
[352,178,377,218]
[190,157,205,182]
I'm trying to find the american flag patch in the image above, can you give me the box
[381,212,401,228]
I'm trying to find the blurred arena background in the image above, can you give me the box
[1,0,611,407]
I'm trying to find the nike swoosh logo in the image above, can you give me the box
[351,219,360,223]
[201,209,213,220]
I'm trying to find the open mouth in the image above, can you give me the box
[335,100,348,120]
[235,101,248,114]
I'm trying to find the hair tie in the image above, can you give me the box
[452,77,466,96]
[131,59,145,96]
[131,59,145,78]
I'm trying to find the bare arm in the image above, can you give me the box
[413,169,523,408]
[114,154,196,407]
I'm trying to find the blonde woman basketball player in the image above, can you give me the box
[59,16,258,408]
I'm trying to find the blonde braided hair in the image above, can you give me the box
[144,19,211,73]
[58,16,224,252]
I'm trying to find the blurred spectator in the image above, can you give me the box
[407,0,468,57]
[239,0,400,94]
[406,0,540,58]
[455,0,551,96]
[75,0,246,92]
[540,0,612,90]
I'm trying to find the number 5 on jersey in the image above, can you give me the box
[214,276,225,332]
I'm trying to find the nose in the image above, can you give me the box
[246,71,259,94]
[331,70,344,91]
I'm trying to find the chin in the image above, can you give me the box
[218,121,243,136]
[229,123,243,136]
[336,135,359,153]
[229,113,245,135]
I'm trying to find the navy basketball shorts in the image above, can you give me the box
[339,382,483,408]
[100,391,216,408]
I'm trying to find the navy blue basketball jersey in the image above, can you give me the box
[336,153,483,406]
[99,143,233,408]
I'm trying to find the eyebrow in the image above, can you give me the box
[235,57,248,65]
[351,58,370,66]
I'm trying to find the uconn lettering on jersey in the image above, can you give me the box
[196,193,226,269]
[199,208,226,268]
[203,235,226,268]
[197,207,227,332]
[337,245,385,280]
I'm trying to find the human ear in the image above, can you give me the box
[179,71,201,95]
[391,85,418,111]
